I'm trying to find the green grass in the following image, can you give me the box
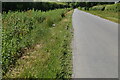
[84,10,120,23]
[78,3,120,24]
[90,5,106,11]
[2,8,72,75]
[78,3,120,23]
[89,3,120,12]
[3,9,73,78]
[105,3,120,12]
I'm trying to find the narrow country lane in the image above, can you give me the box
[72,9,118,78]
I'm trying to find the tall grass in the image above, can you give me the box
[2,8,71,75]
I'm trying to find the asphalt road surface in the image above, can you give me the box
[72,9,118,78]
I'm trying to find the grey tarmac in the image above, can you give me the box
[72,9,118,78]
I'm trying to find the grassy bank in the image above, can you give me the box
[84,10,119,23]
[3,9,73,78]
[78,3,120,24]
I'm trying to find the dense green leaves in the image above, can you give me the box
[2,2,69,12]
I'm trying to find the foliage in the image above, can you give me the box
[71,2,114,9]
[2,8,71,75]
[2,2,69,12]
[88,3,120,12]
[2,2,115,12]
[78,3,120,23]
[4,9,73,78]
[105,3,120,12]
[90,5,106,11]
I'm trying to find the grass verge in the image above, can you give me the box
[83,10,120,24]
[3,10,73,78]
[2,8,71,75]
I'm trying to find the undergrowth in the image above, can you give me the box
[2,8,72,78]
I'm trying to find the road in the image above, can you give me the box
[72,9,118,78]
